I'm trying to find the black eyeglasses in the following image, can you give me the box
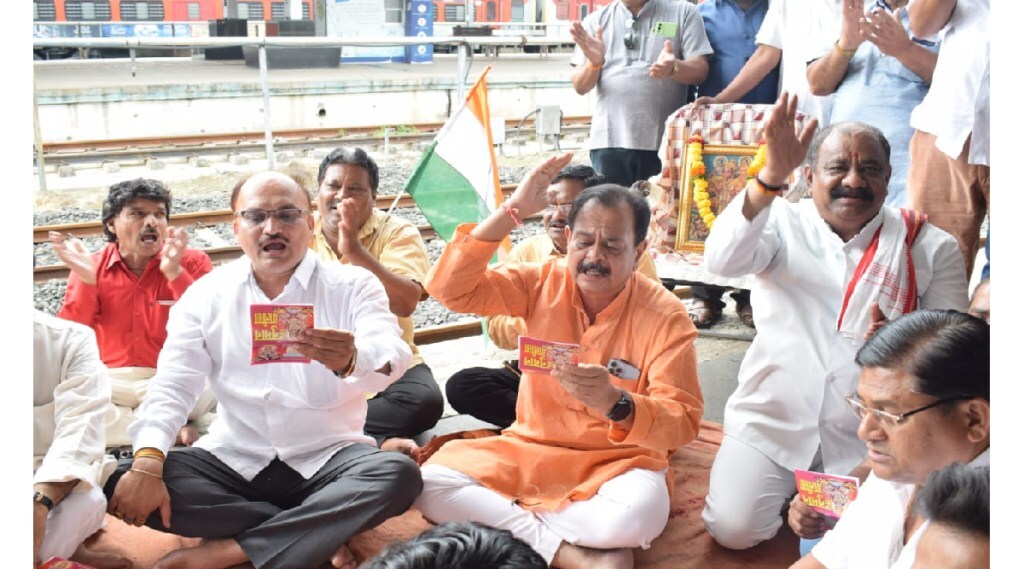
[844,394,972,428]
[624,17,638,50]
[235,208,308,227]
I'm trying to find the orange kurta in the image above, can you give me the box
[425,224,703,512]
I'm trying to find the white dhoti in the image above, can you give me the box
[415,464,671,563]
[37,485,107,561]
[104,367,218,447]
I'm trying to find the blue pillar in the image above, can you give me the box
[405,0,434,63]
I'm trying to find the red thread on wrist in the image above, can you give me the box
[501,203,523,227]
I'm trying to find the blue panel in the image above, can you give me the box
[404,0,434,63]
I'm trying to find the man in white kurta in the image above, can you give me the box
[700,95,967,549]
[33,310,125,568]
[102,172,418,569]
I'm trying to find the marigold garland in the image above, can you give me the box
[747,140,768,179]
[689,137,769,231]
[687,135,716,229]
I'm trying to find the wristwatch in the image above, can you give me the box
[33,491,54,511]
[605,389,634,422]
[333,349,358,379]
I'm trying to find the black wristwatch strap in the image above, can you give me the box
[605,389,634,422]
[33,491,54,511]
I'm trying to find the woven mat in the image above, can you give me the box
[88,421,798,568]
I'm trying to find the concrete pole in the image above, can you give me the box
[225,0,238,18]
[287,0,301,20]
[457,43,467,104]
[258,45,275,169]
[33,75,47,193]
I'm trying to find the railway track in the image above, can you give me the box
[41,118,592,164]
[33,185,538,282]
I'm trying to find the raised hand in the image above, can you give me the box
[49,231,97,285]
[840,0,867,51]
[759,92,818,186]
[570,21,606,68]
[863,301,889,340]
[334,198,363,257]
[506,153,574,218]
[860,7,912,58]
[649,40,676,79]
[159,226,188,281]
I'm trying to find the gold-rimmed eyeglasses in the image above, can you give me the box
[235,208,308,227]
[844,394,971,428]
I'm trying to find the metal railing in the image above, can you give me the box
[32,34,579,191]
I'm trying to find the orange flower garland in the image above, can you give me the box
[688,135,715,229]
[747,140,768,179]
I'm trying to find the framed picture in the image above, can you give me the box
[675,144,758,252]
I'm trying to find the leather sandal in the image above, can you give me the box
[736,303,756,328]
[688,298,723,329]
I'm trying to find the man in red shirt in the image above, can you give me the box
[50,178,214,449]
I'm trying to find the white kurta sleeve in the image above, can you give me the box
[703,189,782,278]
[34,326,111,491]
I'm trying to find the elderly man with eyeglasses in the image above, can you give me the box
[444,163,660,430]
[569,0,712,187]
[700,94,968,551]
[102,171,419,569]
[789,309,989,569]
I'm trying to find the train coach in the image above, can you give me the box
[432,0,612,35]
[32,0,313,23]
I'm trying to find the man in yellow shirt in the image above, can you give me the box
[416,154,702,569]
[310,147,443,455]
[445,164,660,429]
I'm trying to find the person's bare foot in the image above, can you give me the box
[551,543,634,569]
[330,544,356,569]
[71,543,133,569]
[151,539,248,569]
[380,437,421,462]
[175,423,201,447]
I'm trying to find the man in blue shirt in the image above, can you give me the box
[688,0,779,329]
[691,0,779,104]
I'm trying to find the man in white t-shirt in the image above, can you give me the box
[905,0,990,276]
[694,0,841,123]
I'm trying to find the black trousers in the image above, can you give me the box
[691,286,751,309]
[589,147,662,187]
[365,362,444,444]
[444,362,521,429]
[104,445,421,569]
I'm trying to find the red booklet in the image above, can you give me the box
[250,304,315,364]
[794,468,860,523]
[518,335,580,373]
[39,558,98,569]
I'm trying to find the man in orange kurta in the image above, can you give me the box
[416,154,704,569]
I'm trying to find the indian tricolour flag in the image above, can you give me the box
[404,66,508,252]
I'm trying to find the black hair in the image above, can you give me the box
[101,178,172,242]
[317,146,379,192]
[567,184,651,246]
[552,164,606,189]
[361,521,547,569]
[805,121,891,170]
[855,310,989,401]
[915,463,989,538]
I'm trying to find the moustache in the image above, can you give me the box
[830,186,874,201]
[328,199,342,210]
[259,235,288,245]
[576,261,611,276]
